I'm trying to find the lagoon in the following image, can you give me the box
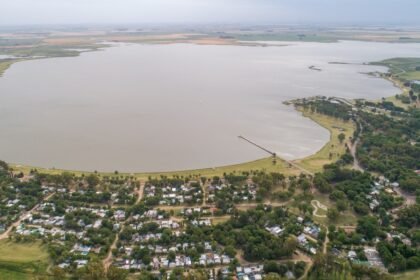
[0,41,419,172]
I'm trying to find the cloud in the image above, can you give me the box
[0,0,418,25]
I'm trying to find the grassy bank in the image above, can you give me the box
[0,60,16,77]
[0,240,49,280]
[394,269,420,280]
[371,57,420,109]
[12,157,302,181]
[372,57,420,81]
[293,108,356,173]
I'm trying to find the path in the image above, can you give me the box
[391,187,416,216]
[349,121,364,172]
[297,224,329,279]
[322,228,329,255]
[311,200,328,218]
[103,225,123,270]
[104,183,144,270]
[136,182,145,203]
[157,201,288,212]
[338,225,356,233]
[288,157,314,176]
[0,192,55,240]
[296,250,313,280]
[238,135,313,176]
[202,181,208,207]
[394,187,416,207]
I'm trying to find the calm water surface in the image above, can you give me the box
[0,41,419,171]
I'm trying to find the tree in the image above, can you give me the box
[392,253,407,272]
[51,267,66,280]
[138,271,159,280]
[264,273,284,280]
[314,174,332,194]
[357,216,381,240]
[327,208,339,221]
[107,266,128,280]
[0,160,9,171]
[79,261,106,280]
[338,133,346,144]
[264,261,280,274]
[283,236,298,255]
[86,174,100,188]
[224,245,236,258]
[336,200,348,212]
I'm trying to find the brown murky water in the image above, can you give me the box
[0,41,419,172]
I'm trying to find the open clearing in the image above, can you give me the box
[293,109,356,173]
[0,240,49,280]
[0,240,49,263]
[394,269,420,280]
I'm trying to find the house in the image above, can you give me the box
[348,250,357,259]
[75,259,88,268]
[297,234,307,245]
[222,255,231,264]
[384,188,394,194]
[72,244,91,255]
[58,263,70,269]
[285,271,295,279]
[114,210,126,221]
[364,248,385,270]
[390,182,399,188]
[369,199,380,210]
[93,219,102,229]
[266,225,284,236]
[303,224,320,238]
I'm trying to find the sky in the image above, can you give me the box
[0,0,419,26]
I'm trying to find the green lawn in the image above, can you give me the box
[0,240,49,263]
[232,33,337,43]
[294,109,356,173]
[400,71,420,80]
[393,269,420,280]
[0,268,29,280]
[0,60,15,77]
[373,59,420,110]
[372,57,420,81]
[0,240,49,280]
[312,192,358,226]
[12,156,302,181]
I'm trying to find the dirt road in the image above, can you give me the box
[0,192,55,240]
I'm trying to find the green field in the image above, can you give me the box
[372,57,420,81]
[0,240,49,280]
[0,268,29,280]
[230,33,337,43]
[12,156,302,181]
[294,108,356,173]
[393,269,420,280]
[0,60,16,77]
